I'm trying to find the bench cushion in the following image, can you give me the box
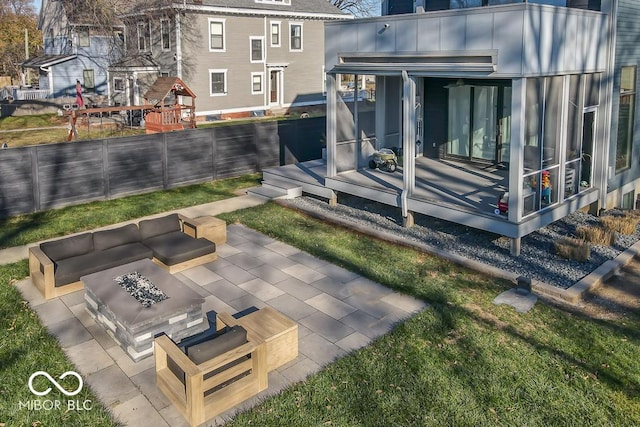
[138,214,181,240]
[143,231,215,266]
[40,233,93,262]
[187,326,248,365]
[93,224,141,251]
[54,242,153,286]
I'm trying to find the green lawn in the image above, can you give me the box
[0,174,260,250]
[1,190,639,426]
[219,203,640,426]
[0,174,260,426]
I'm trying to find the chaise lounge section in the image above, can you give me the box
[29,213,218,300]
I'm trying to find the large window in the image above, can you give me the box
[137,22,150,52]
[616,66,636,172]
[210,69,227,96]
[161,19,171,50]
[250,37,264,62]
[290,23,302,51]
[271,21,280,47]
[209,19,225,51]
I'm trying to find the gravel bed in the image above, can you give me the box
[290,195,640,290]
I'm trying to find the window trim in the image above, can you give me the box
[113,77,124,92]
[250,36,264,63]
[289,22,303,52]
[208,18,226,52]
[209,69,227,96]
[251,72,264,95]
[160,18,171,51]
[270,21,281,47]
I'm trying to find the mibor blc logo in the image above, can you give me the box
[28,371,83,396]
[18,370,92,411]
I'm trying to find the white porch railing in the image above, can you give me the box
[14,88,50,100]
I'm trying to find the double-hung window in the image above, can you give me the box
[271,22,280,47]
[210,69,227,96]
[137,22,150,52]
[251,72,263,95]
[209,19,225,51]
[250,37,264,63]
[290,23,302,51]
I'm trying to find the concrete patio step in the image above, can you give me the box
[247,179,302,200]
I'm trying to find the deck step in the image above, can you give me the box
[261,179,303,198]
[246,185,300,200]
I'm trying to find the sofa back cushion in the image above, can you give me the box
[187,325,248,365]
[40,233,94,262]
[93,224,141,251]
[139,214,181,241]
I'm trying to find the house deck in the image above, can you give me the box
[262,158,598,239]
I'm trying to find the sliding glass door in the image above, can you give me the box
[446,83,510,164]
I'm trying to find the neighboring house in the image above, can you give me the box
[114,0,350,117]
[265,0,639,255]
[23,0,125,100]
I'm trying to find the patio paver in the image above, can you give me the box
[14,223,428,426]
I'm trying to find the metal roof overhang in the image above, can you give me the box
[329,62,497,76]
[328,51,497,77]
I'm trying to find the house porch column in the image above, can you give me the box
[508,77,527,256]
[401,71,416,227]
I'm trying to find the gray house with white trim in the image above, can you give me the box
[308,0,640,255]
[114,0,350,117]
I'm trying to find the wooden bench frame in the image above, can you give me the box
[28,213,219,300]
[154,320,268,426]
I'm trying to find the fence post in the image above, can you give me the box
[102,139,110,200]
[211,127,217,181]
[31,146,40,213]
[162,133,169,189]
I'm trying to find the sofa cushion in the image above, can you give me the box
[187,326,248,365]
[138,214,181,240]
[40,233,94,262]
[93,224,141,251]
[143,231,215,266]
[54,242,153,286]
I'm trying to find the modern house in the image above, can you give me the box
[258,0,640,255]
[23,0,125,100]
[112,0,350,117]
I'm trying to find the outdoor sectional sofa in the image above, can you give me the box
[28,213,217,300]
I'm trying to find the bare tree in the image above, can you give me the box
[330,0,380,17]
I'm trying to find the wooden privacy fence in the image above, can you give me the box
[0,117,324,218]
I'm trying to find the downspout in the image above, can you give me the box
[263,16,268,109]
[401,70,416,223]
[175,12,182,79]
